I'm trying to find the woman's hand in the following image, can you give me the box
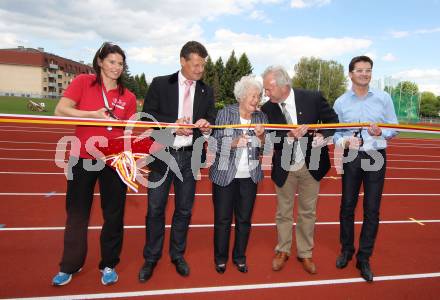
[231,134,250,148]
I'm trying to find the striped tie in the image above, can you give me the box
[183,80,194,121]
[281,102,293,124]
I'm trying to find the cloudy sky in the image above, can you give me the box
[1,0,439,94]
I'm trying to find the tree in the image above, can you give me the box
[122,67,140,98]
[394,81,419,96]
[203,56,215,87]
[137,73,149,98]
[237,53,253,77]
[292,57,347,105]
[420,91,440,117]
[214,57,226,106]
[222,50,240,105]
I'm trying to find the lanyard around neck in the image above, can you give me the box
[102,88,111,110]
[101,87,119,120]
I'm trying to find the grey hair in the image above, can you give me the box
[262,65,291,88]
[233,75,263,102]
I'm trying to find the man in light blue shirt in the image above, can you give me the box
[333,56,398,282]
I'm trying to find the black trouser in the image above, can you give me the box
[60,158,127,273]
[213,178,257,265]
[143,149,196,262]
[339,149,386,262]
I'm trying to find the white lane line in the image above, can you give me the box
[0,148,63,152]
[0,172,65,175]
[409,218,425,226]
[1,192,440,197]
[388,145,440,149]
[387,153,440,158]
[387,167,440,170]
[0,129,73,134]
[0,158,66,161]
[8,272,440,299]
[1,220,440,231]
[0,140,64,145]
[2,171,440,181]
[0,125,73,131]
[2,151,439,163]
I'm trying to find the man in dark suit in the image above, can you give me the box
[261,65,338,275]
[138,41,216,282]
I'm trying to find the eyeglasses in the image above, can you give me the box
[352,69,372,74]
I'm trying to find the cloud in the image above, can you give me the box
[392,69,440,95]
[382,53,397,62]
[390,27,440,38]
[249,10,272,23]
[291,0,331,8]
[0,0,281,46]
[390,31,409,38]
[208,29,371,73]
[0,32,22,48]
[363,51,377,61]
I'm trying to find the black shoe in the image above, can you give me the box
[234,263,248,273]
[138,261,157,283]
[172,257,190,277]
[336,252,352,269]
[215,264,226,274]
[356,261,374,282]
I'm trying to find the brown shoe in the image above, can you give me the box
[272,251,289,271]
[297,257,317,274]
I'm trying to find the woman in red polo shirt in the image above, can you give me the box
[52,42,136,286]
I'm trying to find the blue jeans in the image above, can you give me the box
[339,150,386,262]
[143,149,196,262]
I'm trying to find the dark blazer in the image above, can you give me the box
[142,71,216,173]
[261,88,338,187]
[209,103,268,187]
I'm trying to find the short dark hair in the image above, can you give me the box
[349,55,373,72]
[92,42,127,95]
[180,41,208,60]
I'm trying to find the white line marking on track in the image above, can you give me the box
[0,129,74,134]
[0,158,65,161]
[0,148,63,152]
[2,171,440,181]
[1,220,440,231]
[8,272,440,299]
[0,125,73,131]
[0,140,64,145]
[1,193,440,197]
[409,218,425,226]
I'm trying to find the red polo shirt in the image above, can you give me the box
[63,74,137,159]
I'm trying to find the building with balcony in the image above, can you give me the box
[0,46,93,99]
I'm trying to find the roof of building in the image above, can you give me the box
[0,47,93,74]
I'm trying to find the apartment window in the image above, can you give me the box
[43,87,47,91]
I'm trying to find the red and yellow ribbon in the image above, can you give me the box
[104,151,150,193]
[1,113,440,133]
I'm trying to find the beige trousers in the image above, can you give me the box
[274,164,320,258]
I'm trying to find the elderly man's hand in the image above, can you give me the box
[368,123,382,136]
[287,125,309,140]
[194,118,212,134]
[254,124,265,137]
[175,117,192,136]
